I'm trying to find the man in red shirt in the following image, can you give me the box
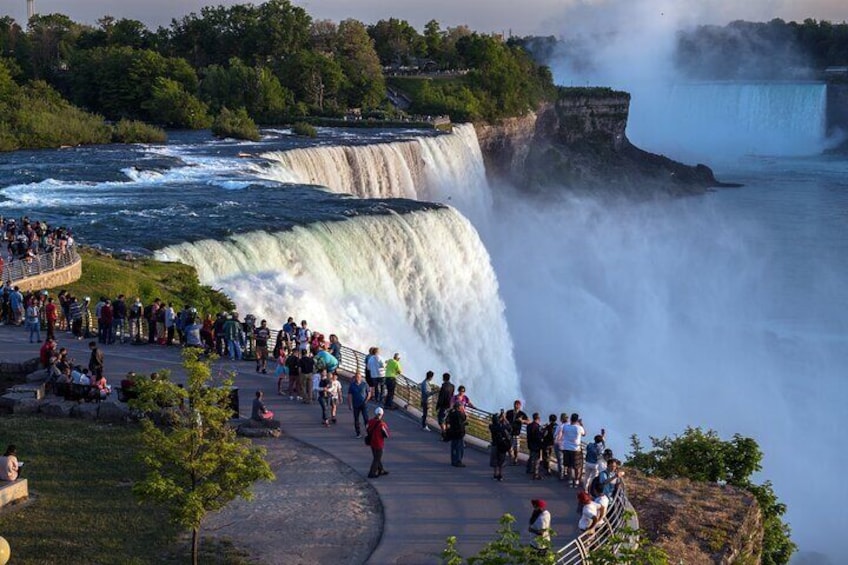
[366,407,390,479]
[45,297,57,341]
[100,300,114,345]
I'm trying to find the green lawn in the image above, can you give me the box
[0,416,248,564]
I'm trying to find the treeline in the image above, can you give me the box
[676,19,848,80]
[0,0,554,147]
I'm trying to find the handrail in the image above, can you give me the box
[1,246,80,285]
[336,343,636,562]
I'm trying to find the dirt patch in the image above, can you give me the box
[205,435,382,564]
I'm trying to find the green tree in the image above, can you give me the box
[627,427,796,565]
[442,513,555,565]
[144,77,212,128]
[281,49,344,113]
[368,18,425,66]
[334,19,385,109]
[26,13,89,82]
[200,58,293,123]
[212,106,261,141]
[131,349,274,565]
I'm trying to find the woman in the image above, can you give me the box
[93,373,110,399]
[489,412,511,481]
[328,334,342,366]
[528,499,551,551]
[25,297,41,343]
[0,445,21,482]
[452,386,475,409]
[328,371,342,424]
[318,369,332,427]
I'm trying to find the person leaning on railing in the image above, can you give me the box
[419,371,436,431]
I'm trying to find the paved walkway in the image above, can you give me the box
[0,327,579,564]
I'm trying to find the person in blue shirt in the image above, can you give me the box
[347,371,371,438]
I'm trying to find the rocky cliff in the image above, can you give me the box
[626,469,763,564]
[475,87,731,196]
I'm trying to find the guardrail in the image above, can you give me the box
[1,247,80,285]
[336,343,636,562]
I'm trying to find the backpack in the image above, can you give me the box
[314,354,326,372]
[590,474,603,498]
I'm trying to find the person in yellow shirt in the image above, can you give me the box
[383,353,403,409]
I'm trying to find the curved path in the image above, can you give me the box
[0,328,579,564]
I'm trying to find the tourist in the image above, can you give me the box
[112,294,127,344]
[92,373,110,399]
[164,302,176,345]
[383,352,402,409]
[45,296,58,341]
[445,400,467,467]
[39,338,56,368]
[223,312,243,360]
[285,349,302,399]
[100,299,114,345]
[435,372,455,432]
[144,298,160,344]
[489,412,511,481]
[88,341,104,378]
[299,350,314,404]
[526,412,544,479]
[541,414,558,477]
[577,491,601,534]
[254,319,271,374]
[296,319,311,353]
[184,316,204,349]
[597,459,624,498]
[505,400,530,466]
[365,406,389,479]
[347,371,371,438]
[25,297,40,343]
[328,334,341,366]
[0,445,22,481]
[128,297,143,343]
[251,390,274,422]
[584,431,606,490]
[318,369,332,426]
[274,349,288,395]
[94,296,106,342]
[10,285,23,325]
[528,499,551,551]
[81,296,93,338]
[558,413,586,488]
[554,413,568,480]
[328,371,342,424]
[367,347,386,404]
[452,385,475,409]
[419,370,435,431]
[311,368,322,407]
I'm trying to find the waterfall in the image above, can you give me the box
[627,82,829,158]
[155,207,520,406]
[255,124,491,223]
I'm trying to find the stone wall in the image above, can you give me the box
[14,255,81,292]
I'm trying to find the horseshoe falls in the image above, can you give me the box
[155,207,520,406]
[256,123,491,224]
[627,82,830,159]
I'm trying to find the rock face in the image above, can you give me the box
[475,87,731,196]
[625,469,763,564]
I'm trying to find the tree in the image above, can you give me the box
[334,19,385,109]
[368,18,425,66]
[442,513,556,565]
[627,427,796,565]
[144,77,211,128]
[200,58,293,123]
[132,349,274,565]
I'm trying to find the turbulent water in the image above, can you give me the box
[155,208,519,405]
[0,118,845,561]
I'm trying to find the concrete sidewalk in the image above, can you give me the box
[0,326,579,564]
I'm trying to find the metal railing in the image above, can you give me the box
[1,247,80,285]
[335,343,636,562]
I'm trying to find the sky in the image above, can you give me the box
[3,0,846,35]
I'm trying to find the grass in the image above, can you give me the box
[60,248,234,315]
[0,416,252,564]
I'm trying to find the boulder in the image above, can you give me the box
[240,418,281,430]
[0,392,34,414]
[237,426,282,438]
[71,402,99,420]
[40,399,74,417]
[8,383,45,400]
[97,402,129,423]
[26,370,47,383]
[12,398,40,415]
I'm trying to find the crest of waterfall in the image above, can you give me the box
[255,124,492,223]
[155,207,520,407]
[627,82,830,159]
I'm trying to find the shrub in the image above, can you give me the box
[211,107,261,141]
[291,121,317,137]
[111,119,167,144]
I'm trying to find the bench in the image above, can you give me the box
[0,479,28,508]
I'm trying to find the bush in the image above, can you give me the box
[211,107,261,141]
[111,119,167,144]
[291,121,317,137]
[144,77,212,129]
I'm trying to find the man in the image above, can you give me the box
[88,341,104,379]
[299,350,315,404]
[541,414,558,477]
[365,406,389,479]
[383,352,402,409]
[254,319,271,374]
[420,371,435,431]
[505,400,530,466]
[144,298,160,344]
[347,371,371,439]
[285,349,302,399]
[296,320,311,353]
[445,401,467,467]
[526,413,544,479]
[94,296,106,342]
[435,372,455,432]
[251,391,274,422]
[554,413,569,480]
[223,313,244,361]
[128,297,143,343]
[528,499,551,551]
[560,413,586,488]
[112,294,127,344]
[100,299,114,345]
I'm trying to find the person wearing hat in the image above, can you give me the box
[529,499,551,550]
[365,406,389,479]
[577,491,601,534]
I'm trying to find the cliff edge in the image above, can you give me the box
[475,87,732,196]
[626,469,763,564]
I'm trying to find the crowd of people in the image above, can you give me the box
[0,216,75,282]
